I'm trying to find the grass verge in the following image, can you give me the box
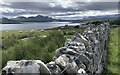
[107,27,120,74]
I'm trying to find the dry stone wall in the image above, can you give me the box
[2,23,110,75]
[47,23,109,75]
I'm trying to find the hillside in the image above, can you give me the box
[13,15,55,22]
[0,18,21,24]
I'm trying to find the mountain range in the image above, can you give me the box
[12,15,55,22]
[0,14,119,24]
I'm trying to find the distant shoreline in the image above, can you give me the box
[0,22,82,31]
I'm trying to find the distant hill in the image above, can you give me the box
[11,15,84,23]
[0,17,21,24]
[85,14,119,20]
[1,14,119,24]
[12,15,55,22]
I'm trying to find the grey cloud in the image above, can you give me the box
[1,2,119,18]
[84,2,118,10]
[3,2,118,11]
[3,2,79,12]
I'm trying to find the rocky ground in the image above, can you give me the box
[2,22,110,75]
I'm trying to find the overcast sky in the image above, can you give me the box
[0,0,119,20]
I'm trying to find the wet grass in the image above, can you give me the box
[1,28,83,68]
[107,27,120,74]
[1,26,120,74]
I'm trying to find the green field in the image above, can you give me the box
[107,27,120,74]
[1,26,119,74]
[1,28,84,68]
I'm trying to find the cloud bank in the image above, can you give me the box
[1,0,119,19]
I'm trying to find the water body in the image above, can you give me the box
[0,22,80,31]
